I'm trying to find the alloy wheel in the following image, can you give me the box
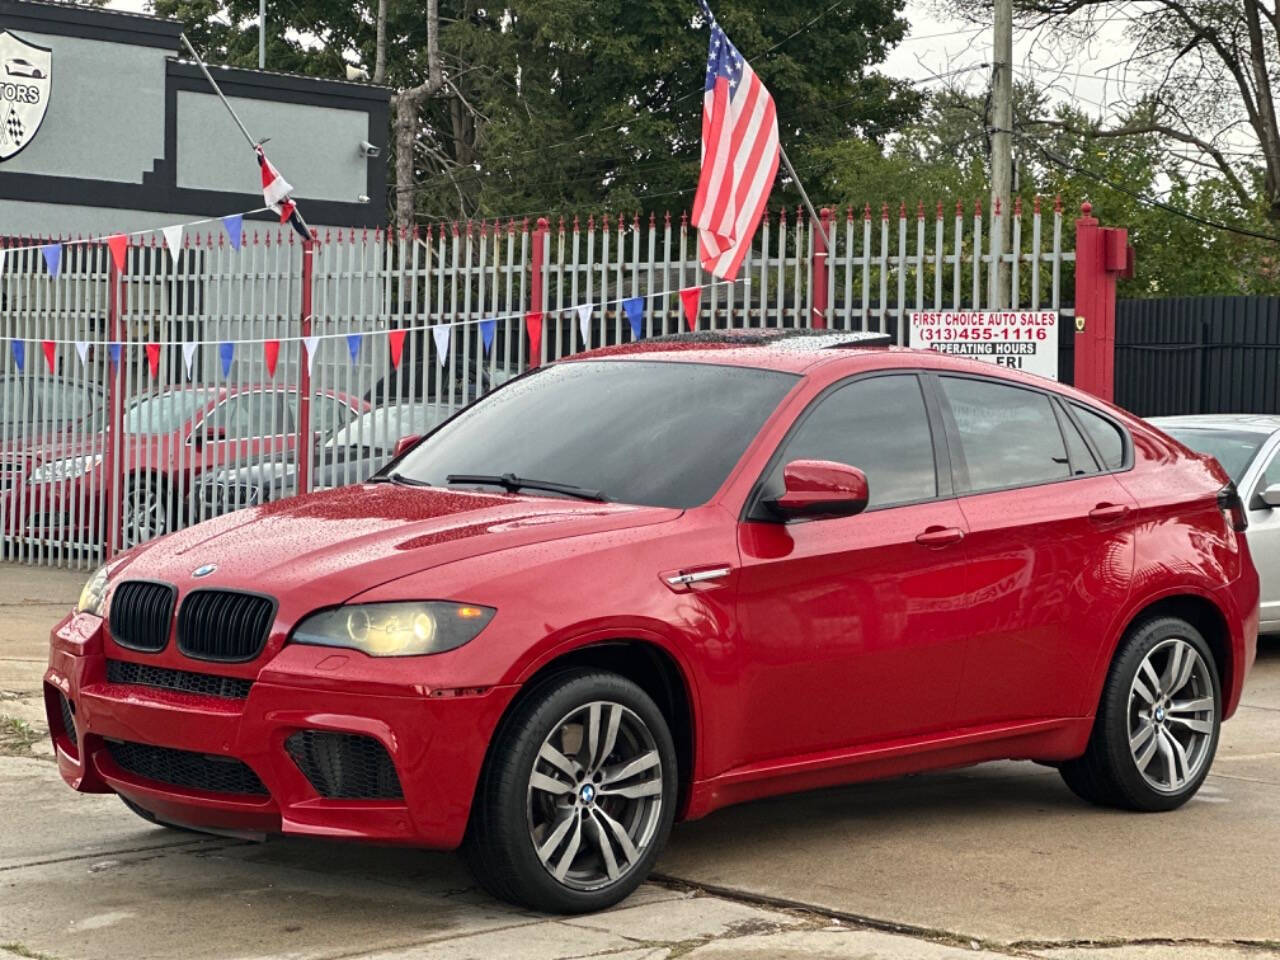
[1127,637,1216,793]
[123,483,168,547]
[526,700,665,891]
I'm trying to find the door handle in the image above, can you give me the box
[1088,502,1130,523]
[915,525,965,548]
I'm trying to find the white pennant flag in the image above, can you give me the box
[0,248,5,274]
[74,340,89,368]
[432,324,452,366]
[182,342,198,379]
[576,304,593,346]
[162,223,184,265]
[302,335,320,376]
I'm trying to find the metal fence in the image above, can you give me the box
[1114,296,1280,417]
[1,196,1074,568]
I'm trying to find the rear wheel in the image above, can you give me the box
[463,670,677,913]
[122,474,172,547]
[1060,616,1220,811]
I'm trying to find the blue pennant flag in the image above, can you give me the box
[347,333,362,361]
[108,342,121,368]
[40,243,62,277]
[222,214,244,251]
[623,296,645,340]
[219,342,234,377]
[480,319,496,354]
[9,339,24,371]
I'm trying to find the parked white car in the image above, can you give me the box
[1151,414,1280,634]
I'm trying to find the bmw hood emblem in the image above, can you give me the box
[192,563,218,578]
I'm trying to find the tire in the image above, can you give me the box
[463,669,678,913]
[122,474,173,548]
[1060,616,1221,812]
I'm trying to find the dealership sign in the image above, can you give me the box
[909,310,1059,380]
[0,30,51,161]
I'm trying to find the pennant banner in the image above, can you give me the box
[106,235,128,274]
[264,339,280,378]
[182,342,198,379]
[0,249,5,274]
[145,342,162,378]
[480,319,496,355]
[40,243,61,277]
[680,286,702,332]
[302,335,319,376]
[219,342,234,377]
[108,343,121,369]
[41,340,55,374]
[346,333,362,362]
[10,339,23,372]
[74,340,89,368]
[222,214,244,251]
[432,324,452,366]
[162,224,184,265]
[576,304,593,346]
[623,297,645,340]
[388,329,406,369]
[525,311,543,368]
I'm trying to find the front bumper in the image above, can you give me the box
[46,613,517,849]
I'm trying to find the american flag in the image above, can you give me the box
[691,4,779,281]
[256,144,310,240]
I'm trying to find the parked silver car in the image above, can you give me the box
[1150,414,1280,633]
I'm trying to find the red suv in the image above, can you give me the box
[46,331,1259,913]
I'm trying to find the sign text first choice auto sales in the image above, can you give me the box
[908,311,1059,380]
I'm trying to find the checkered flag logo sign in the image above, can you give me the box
[0,29,52,161]
[4,107,24,145]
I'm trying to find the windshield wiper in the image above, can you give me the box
[446,473,606,502]
[371,471,432,487]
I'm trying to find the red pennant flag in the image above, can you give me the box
[525,311,544,368]
[388,329,407,369]
[263,339,280,377]
[41,340,56,374]
[145,342,161,378]
[680,287,702,332]
[106,234,128,273]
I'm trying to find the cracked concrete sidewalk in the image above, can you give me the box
[1,562,1278,960]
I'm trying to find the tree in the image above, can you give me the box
[152,1,921,225]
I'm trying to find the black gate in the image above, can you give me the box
[1113,296,1280,416]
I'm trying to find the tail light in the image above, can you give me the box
[1218,482,1248,533]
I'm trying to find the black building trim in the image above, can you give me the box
[0,0,181,49]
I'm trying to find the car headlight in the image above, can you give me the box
[29,454,103,485]
[291,602,496,657]
[77,563,112,616]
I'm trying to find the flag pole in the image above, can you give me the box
[179,33,259,151]
[779,144,829,249]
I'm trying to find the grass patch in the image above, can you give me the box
[1,943,60,960]
[0,715,40,756]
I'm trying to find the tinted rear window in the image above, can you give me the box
[1162,427,1266,483]
[394,360,798,508]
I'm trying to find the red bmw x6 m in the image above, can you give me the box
[46,330,1259,912]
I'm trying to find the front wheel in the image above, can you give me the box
[463,670,678,913]
[1060,616,1221,812]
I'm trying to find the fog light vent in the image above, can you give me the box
[58,692,77,755]
[285,731,403,800]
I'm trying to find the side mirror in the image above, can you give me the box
[1262,483,1280,508]
[393,434,422,459]
[768,460,869,520]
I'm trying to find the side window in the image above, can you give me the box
[211,393,292,439]
[1258,448,1280,492]
[1071,403,1127,470]
[286,395,356,438]
[763,375,938,510]
[1054,403,1099,476]
[940,376,1070,493]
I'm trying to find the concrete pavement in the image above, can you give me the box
[1,561,1277,959]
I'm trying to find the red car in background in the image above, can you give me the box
[47,330,1259,913]
[3,385,366,547]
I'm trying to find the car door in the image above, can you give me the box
[1243,433,1280,631]
[935,375,1137,725]
[734,372,974,764]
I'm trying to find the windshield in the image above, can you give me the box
[392,360,799,508]
[329,405,448,450]
[1162,427,1267,483]
[123,391,207,435]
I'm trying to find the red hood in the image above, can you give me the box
[113,484,680,603]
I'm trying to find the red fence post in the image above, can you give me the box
[1073,202,1130,401]
[105,242,125,560]
[811,207,831,330]
[528,217,549,366]
[297,235,314,493]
